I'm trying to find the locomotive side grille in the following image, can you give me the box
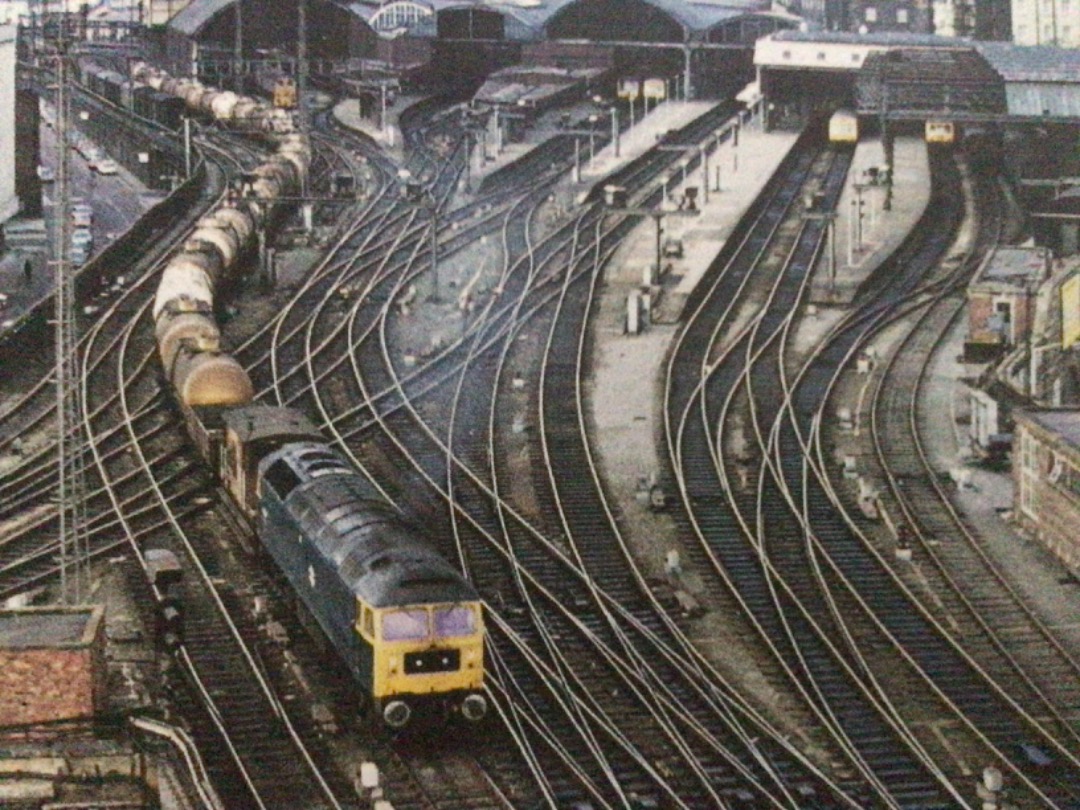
[404,649,460,674]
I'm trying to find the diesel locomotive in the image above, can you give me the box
[141,64,488,727]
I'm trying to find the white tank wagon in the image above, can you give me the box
[171,342,254,407]
[189,208,255,270]
[155,311,222,373]
[130,62,310,412]
[153,254,217,321]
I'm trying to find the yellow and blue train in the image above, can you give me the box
[217,408,487,728]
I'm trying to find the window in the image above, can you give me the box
[1049,453,1064,483]
[865,7,878,21]
[265,459,302,498]
[361,607,374,637]
[434,606,476,638]
[852,53,862,62]
[897,7,909,22]
[817,51,827,60]
[782,49,792,59]
[381,609,429,641]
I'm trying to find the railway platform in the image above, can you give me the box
[584,124,810,723]
[809,136,931,305]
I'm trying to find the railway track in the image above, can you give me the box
[663,126,1080,808]
[853,165,1080,776]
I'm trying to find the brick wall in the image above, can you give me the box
[0,648,96,727]
[968,293,997,343]
[1014,422,1080,570]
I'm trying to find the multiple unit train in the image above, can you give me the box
[827,109,859,144]
[140,63,488,727]
[827,109,957,145]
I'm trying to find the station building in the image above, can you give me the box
[1014,409,1080,572]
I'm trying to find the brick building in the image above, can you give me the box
[0,606,107,729]
[966,246,1051,361]
[1014,409,1080,571]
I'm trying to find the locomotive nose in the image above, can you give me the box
[461,693,487,722]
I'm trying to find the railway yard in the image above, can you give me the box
[3,8,1080,810]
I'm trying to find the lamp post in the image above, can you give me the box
[587,113,598,170]
[603,185,699,283]
[593,95,619,158]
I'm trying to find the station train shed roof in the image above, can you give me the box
[172,0,774,40]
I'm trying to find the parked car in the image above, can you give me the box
[36,165,55,182]
[94,159,118,175]
[71,228,94,248]
[71,203,93,228]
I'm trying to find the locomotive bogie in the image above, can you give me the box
[172,349,254,408]
[156,311,222,373]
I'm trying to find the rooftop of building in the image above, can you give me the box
[175,0,772,39]
[973,246,1052,286]
[769,29,968,47]
[1019,409,1080,452]
[975,42,1080,83]
[0,606,104,649]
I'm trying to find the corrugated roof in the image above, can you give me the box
[170,0,244,36]
[1005,84,1080,117]
[857,47,1006,115]
[544,0,767,34]
[173,0,375,36]
[1020,409,1080,453]
[977,42,1080,83]
[771,29,967,47]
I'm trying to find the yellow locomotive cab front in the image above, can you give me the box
[363,602,486,724]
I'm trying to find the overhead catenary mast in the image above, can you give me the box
[50,19,90,605]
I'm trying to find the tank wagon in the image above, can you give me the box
[142,66,487,727]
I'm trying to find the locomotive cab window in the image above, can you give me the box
[361,606,375,638]
[434,605,476,638]
[265,459,302,498]
[381,609,429,641]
